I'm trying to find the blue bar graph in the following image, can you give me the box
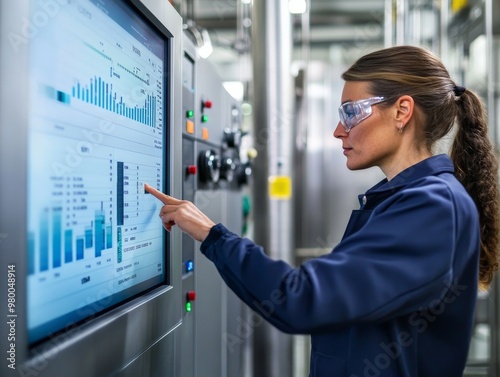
[95,210,105,258]
[32,203,114,272]
[90,79,94,105]
[40,209,49,272]
[117,162,124,226]
[117,227,122,263]
[52,207,62,268]
[28,232,35,275]
[76,237,84,260]
[65,229,73,263]
[85,227,93,248]
[63,75,157,127]
[106,225,112,249]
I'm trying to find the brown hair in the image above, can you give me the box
[342,45,500,290]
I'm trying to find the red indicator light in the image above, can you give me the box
[187,165,197,175]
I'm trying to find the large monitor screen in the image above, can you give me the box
[27,0,167,344]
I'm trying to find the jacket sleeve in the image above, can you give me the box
[199,182,478,334]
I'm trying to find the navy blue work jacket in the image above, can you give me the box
[200,154,480,377]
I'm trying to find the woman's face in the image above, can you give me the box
[333,81,401,172]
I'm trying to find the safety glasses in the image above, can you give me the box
[338,96,386,132]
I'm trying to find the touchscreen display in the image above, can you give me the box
[27,0,167,344]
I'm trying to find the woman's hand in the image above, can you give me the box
[144,184,215,242]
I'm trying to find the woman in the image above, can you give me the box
[145,45,500,376]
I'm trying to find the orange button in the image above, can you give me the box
[186,120,195,134]
[202,127,209,140]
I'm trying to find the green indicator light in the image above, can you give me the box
[186,110,194,118]
[185,302,192,312]
[201,115,208,123]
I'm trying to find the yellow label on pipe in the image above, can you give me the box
[451,0,468,13]
[268,176,292,199]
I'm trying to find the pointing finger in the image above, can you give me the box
[144,183,181,205]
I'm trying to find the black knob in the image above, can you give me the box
[223,128,242,149]
[220,156,236,182]
[236,162,252,186]
[198,150,220,183]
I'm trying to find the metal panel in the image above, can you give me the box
[194,188,225,377]
[187,51,246,377]
[179,39,198,377]
[112,322,179,377]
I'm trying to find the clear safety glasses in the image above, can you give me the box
[338,96,386,132]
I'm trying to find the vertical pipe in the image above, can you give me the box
[251,0,294,376]
[396,0,405,45]
[490,275,500,377]
[440,0,450,60]
[485,0,495,142]
[486,1,500,375]
[487,2,500,375]
[251,0,270,255]
[384,0,394,47]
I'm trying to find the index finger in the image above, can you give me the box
[144,183,181,205]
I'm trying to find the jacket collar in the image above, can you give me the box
[358,154,455,209]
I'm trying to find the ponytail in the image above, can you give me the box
[451,89,500,290]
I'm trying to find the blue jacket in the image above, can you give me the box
[200,154,480,376]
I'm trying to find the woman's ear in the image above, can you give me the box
[394,95,414,125]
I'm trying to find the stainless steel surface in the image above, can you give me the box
[293,60,383,250]
[251,1,295,376]
[179,35,198,377]
[444,1,500,374]
[493,274,500,376]
[113,328,178,377]
[0,0,30,369]
[186,51,246,377]
[194,190,225,377]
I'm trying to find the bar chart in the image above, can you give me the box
[28,206,112,274]
[43,74,158,128]
[27,156,161,276]
[74,75,156,127]
[44,72,158,128]
[36,0,164,132]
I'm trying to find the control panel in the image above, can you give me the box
[178,34,253,377]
